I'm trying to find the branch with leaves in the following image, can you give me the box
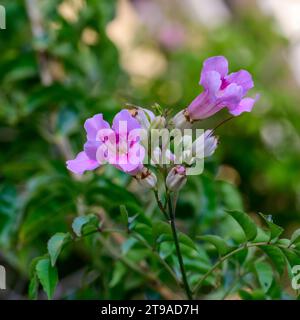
[30,207,300,300]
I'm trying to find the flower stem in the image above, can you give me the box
[167,196,193,300]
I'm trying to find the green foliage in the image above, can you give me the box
[71,214,100,237]
[258,213,284,241]
[29,208,300,300]
[290,229,300,246]
[255,261,273,293]
[197,235,230,256]
[226,210,258,241]
[29,256,58,300]
[197,210,300,299]
[48,232,71,266]
[35,258,58,300]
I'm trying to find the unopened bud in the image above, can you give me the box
[135,167,157,189]
[128,107,155,130]
[172,109,192,130]
[151,147,175,165]
[166,165,187,192]
[192,130,218,158]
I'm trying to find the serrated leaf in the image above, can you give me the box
[198,235,230,256]
[226,210,257,241]
[258,213,283,241]
[47,233,71,266]
[260,246,286,275]
[36,258,58,300]
[290,229,300,245]
[255,261,273,293]
[72,214,99,237]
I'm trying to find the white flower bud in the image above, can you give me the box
[128,107,155,130]
[135,167,157,189]
[172,109,192,130]
[192,130,218,159]
[166,165,187,192]
[151,147,176,165]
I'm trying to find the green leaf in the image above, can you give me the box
[28,274,39,300]
[255,261,273,293]
[239,289,265,300]
[219,181,243,211]
[120,205,129,226]
[72,214,99,237]
[276,238,290,247]
[280,248,300,269]
[260,246,286,275]
[29,254,48,278]
[235,247,249,265]
[0,184,22,245]
[47,233,71,266]
[226,210,257,241]
[134,223,153,244]
[178,233,197,251]
[153,221,172,240]
[153,221,197,250]
[258,213,283,241]
[290,229,300,245]
[198,235,230,256]
[253,227,270,243]
[109,261,127,288]
[35,258,58,300]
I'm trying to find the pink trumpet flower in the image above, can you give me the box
[66,110,145,175]
[173,56,258,128]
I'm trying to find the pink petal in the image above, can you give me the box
[116,144,145,174]
[229,95,259,116]
[225,70,253,95]
[218,83,244,109]
[112,110,141,135]
[84,114,110,141]
[84,141,101,160]
[200,71,222,94]
[200,56,228,84]
[66,151,99,175]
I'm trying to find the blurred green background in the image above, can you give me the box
[0,0,300,299]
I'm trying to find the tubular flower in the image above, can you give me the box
[173,56,258,128]
[66,110,145,175]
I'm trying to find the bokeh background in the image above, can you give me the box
[0,0,300,299]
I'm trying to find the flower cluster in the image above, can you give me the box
[67,56,257,191]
